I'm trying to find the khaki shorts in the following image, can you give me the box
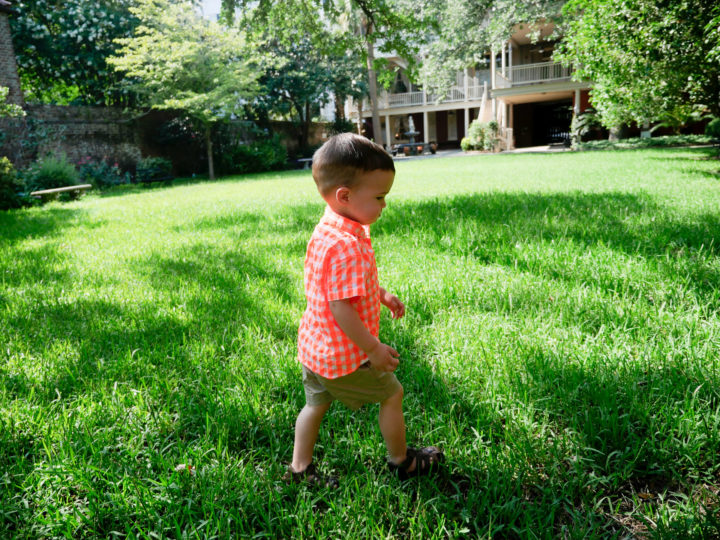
[302,363,402,410]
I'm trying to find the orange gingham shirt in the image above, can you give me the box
[297,206,381,379]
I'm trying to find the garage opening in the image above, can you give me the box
[513,99,573,148]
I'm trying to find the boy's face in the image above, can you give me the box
[333,169,395,225]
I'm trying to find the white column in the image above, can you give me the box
[463,68,469,99]
[464,107,470,133]
[492,98,497,121]
[501,42,507,78]
[423,111,429,143]
[490,48,496,89]
[508,43,513,82]
[385,115,391,147]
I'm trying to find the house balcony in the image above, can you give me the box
[495,61,572,88]
[355,62,572,116]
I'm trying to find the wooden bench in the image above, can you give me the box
[31,184,92,202]
[297,157,313,169]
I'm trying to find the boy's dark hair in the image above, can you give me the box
[312,133,395,196]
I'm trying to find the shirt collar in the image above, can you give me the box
[321,206,370,239]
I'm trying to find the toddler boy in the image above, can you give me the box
[285,133,443,486]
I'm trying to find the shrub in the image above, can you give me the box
[0,157,24,211]
[570,109,603,149]
[136,157,173,183]
[22,153,79,192]
[218,134,288,175]
[77,157,130,189]
[705,117,720,140]
[463,120,500,152]
[327,118,356,136]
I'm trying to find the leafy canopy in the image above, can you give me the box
[9,0,139,105]
[556,0,720,127]
[108,0,263,125]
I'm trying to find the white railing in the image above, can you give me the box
[387,91,424,107]
[509,62,572,85]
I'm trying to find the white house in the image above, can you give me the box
[349,22,592,150]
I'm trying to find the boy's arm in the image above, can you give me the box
[379,287,406,319]
[328,299,400,372]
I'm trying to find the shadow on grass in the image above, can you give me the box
[0,206,85,244]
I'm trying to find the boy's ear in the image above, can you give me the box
[335,186,351,205]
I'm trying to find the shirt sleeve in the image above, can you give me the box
[324,242,367,302]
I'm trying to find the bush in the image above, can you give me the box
[576,134,714,151]
[136,157,173,183]
[22,153,79,192]
[0,157,24,211]
[327,118,356,136]
[705,117,720,140]
[77,157,130,189]
[218,134,288,175]
[462,120,499,152]
[570,109,603,148]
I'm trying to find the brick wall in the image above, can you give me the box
[0,7,23,106]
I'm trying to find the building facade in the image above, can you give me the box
[350,22,592,150]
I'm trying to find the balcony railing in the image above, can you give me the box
[357,62,572,113]
[499,61,572,86]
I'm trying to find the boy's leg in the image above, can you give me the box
[291,402,332,472]
[379,386,411,468]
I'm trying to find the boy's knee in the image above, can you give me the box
[383,385,404,405]
[306,401,332,415]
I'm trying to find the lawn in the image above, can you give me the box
[2,147,720,538]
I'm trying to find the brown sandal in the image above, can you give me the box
[282,463,339,488]
[388,446,444,480]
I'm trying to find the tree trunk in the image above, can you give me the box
[364,21,382,147]
[357,100,364,134]
[300,101,311,151]
[334,93,346,122]
[205,124,215,180]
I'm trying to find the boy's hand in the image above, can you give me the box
[380,290,405,319]
[367,342,400,372]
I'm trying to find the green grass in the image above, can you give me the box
[2,147,720,538]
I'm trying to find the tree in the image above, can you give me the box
[556,0,720,129]
[108,0,263,180]
[0,87,25,118]
[9,0,139,105]
[257,34,364,151]
[420,0,563,96]
[222,0,435,146]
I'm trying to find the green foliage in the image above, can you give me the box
[462,119,499,151]
[135,157,173,183]
[576,134,715,151]
[570,108,603,148]
[9,0,139,105]
[0,158,24,210]
[557,0,720,127]
[77,157,131,189]
[0,87,25,118]
[328,117,357,136]
[217,134,288,175]
[109,0,262,126]
[705,117,720,139]
[108,0,265,179]
[421,0,563,95]
[22,154,79,192]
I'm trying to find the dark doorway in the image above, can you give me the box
[513,99,572,147]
